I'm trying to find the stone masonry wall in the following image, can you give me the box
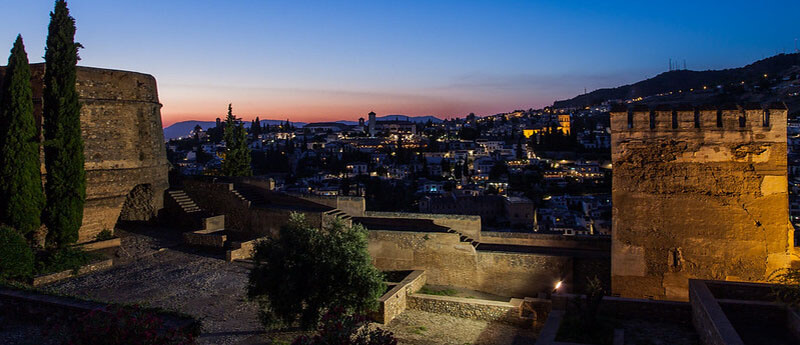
[0,64,169,242]
[368,230,572,297]
[611,104,794,301]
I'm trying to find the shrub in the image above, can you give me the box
[769,268,800,308]
[291,308,397,345]
[248,213,385,330]
[96,229,114,241]
[0,225,34,280]
[556,276,613,345]
[59,305,197,345]
[35,247,103,275]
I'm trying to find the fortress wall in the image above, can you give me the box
[0,64,169,242]
[367,230,573,297]
[610,104,793,301]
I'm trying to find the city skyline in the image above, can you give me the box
[2,0,799,126]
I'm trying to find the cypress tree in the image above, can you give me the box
[222,104,252,176]
[43,0,85,247]
[0,35,44,236]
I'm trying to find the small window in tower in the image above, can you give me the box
[671,111,678,129]
[649,111,656,130]
[716,110,723,127]
[693,109,700,128]
[762,109,770,127]
[739,112,746,128]
[627,111,633,129]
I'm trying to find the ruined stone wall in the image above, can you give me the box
[367,230,572,297]
[610,103,794,301]
[0,64,169,242]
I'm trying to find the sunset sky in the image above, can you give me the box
[2,0,799,127]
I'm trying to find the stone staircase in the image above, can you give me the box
[449,228,480,248]
[231,184,267,207]
[167,190,205,215]
[165,189,224,232]
[325,208,352,222]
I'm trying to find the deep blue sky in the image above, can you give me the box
[1,1,798,125]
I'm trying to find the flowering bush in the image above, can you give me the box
[291,308,396,345]
[60,305,197,345]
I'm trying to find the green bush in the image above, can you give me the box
[0,225,34,280]
[248,213,385,330]
[35,247,103,275]
[769,268,800,308]
[96,229,114,241]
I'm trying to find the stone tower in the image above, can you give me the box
[610,103,794,300]
[0,64,169,243]
[368,111,376,137]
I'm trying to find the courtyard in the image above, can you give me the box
[39,225,537,345]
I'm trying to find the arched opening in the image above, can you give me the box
[116,184,156,229]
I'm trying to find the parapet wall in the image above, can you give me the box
[610,103,794,300]
[364,211,482,239]
[290,194,366,217]
[0,64,169,242]
[480,231,611,251]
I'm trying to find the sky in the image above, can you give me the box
[1,1,799,127]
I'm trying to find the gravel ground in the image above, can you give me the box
[44,226,263,345]
[37,225,537,345]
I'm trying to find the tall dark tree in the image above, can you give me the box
[221,104,252,176]
[0,35,44,236]
[43,0,85,247]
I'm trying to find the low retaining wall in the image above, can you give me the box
[407,293,530,326]
[372,270,426,324]
[32,259,114,287]
[226,236,267,261]
[183,229,227,248]
[72,238,121,252]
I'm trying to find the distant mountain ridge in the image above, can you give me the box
[553,53,800,109]
[163,114,443,140]
[163,119,307,140]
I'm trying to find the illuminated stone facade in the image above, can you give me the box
[610,103,795,300]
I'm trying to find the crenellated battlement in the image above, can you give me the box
[610,103,787,137]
